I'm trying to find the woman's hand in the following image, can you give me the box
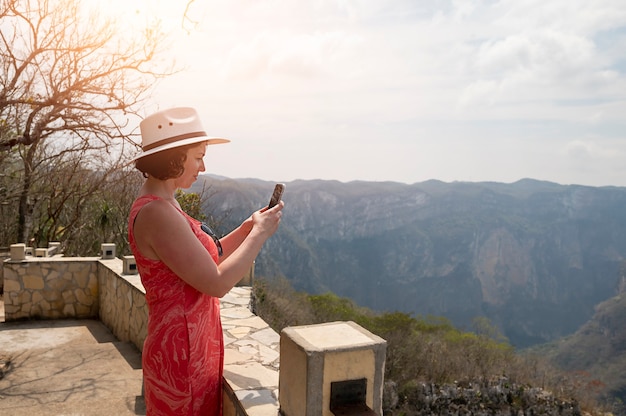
[217,200,284,265]
[250,200,284,238]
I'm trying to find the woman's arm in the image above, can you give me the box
[134,199,283,297]
[217,201,287,262]
[216,215,254,263]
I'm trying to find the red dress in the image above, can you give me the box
[128,195,223,415]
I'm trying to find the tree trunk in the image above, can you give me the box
[17,146,35,244]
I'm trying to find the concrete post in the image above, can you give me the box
[101,243,116,259]
[10,244,26,261]
[48,242,61,256]
[279,321,387,416]
[123,255,138,275]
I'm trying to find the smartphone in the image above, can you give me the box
[268,183,285,208]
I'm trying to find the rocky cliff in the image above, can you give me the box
[384,378,583,415]
[194,177,626,348]
[531,282,626,407]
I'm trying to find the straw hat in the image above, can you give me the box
[134,107,229,160]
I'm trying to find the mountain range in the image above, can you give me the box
[192,176,626,350]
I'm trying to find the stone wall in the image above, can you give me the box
[3,257,99,320]
[3,250,383,415]
[98,259,148,352]
[2,253,275,415]
[0,249,10,293]
[3,255,149,353]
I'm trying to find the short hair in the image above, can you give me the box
[134,143,196,180]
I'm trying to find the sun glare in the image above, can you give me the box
[80,0,190,36]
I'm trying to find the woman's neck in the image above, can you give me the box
[140,177,178,202]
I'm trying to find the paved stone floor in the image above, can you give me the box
[0,286,281,416]
[0,318,145,416]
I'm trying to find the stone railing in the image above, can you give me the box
[2,243,387,416]
[0,248,10,293]
[3,254,100,320]
[2,243,280,415]
[2,244,146,332]
[98,258,148,352]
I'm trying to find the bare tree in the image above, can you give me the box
[0,0,175,244]
[24,141,144,255]
[57,166,144,257]
[0,148,21,246]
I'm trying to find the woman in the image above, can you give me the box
[127,107,283,415]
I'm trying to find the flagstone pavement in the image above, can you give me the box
[0,286,280,416]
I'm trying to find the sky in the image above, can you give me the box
[107,0,626,187]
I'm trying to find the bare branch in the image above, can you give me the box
[0,0,179,243]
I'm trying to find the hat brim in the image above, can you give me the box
[133,135,230,161]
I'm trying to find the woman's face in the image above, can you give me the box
[175,142,207,189]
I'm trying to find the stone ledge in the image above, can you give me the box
[221,286,280,416]
[2,256,280,416]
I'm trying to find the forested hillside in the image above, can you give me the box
[251,277,619,415]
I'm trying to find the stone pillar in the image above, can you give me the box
[279,321,387,416]
[123,255,138,275]
[48,242,61,256]
[101,243,116,259]
[10,244,26,261]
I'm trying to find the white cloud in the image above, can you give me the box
[222,30,364,84]
[566,139,624,160]
[146,0,626,186]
